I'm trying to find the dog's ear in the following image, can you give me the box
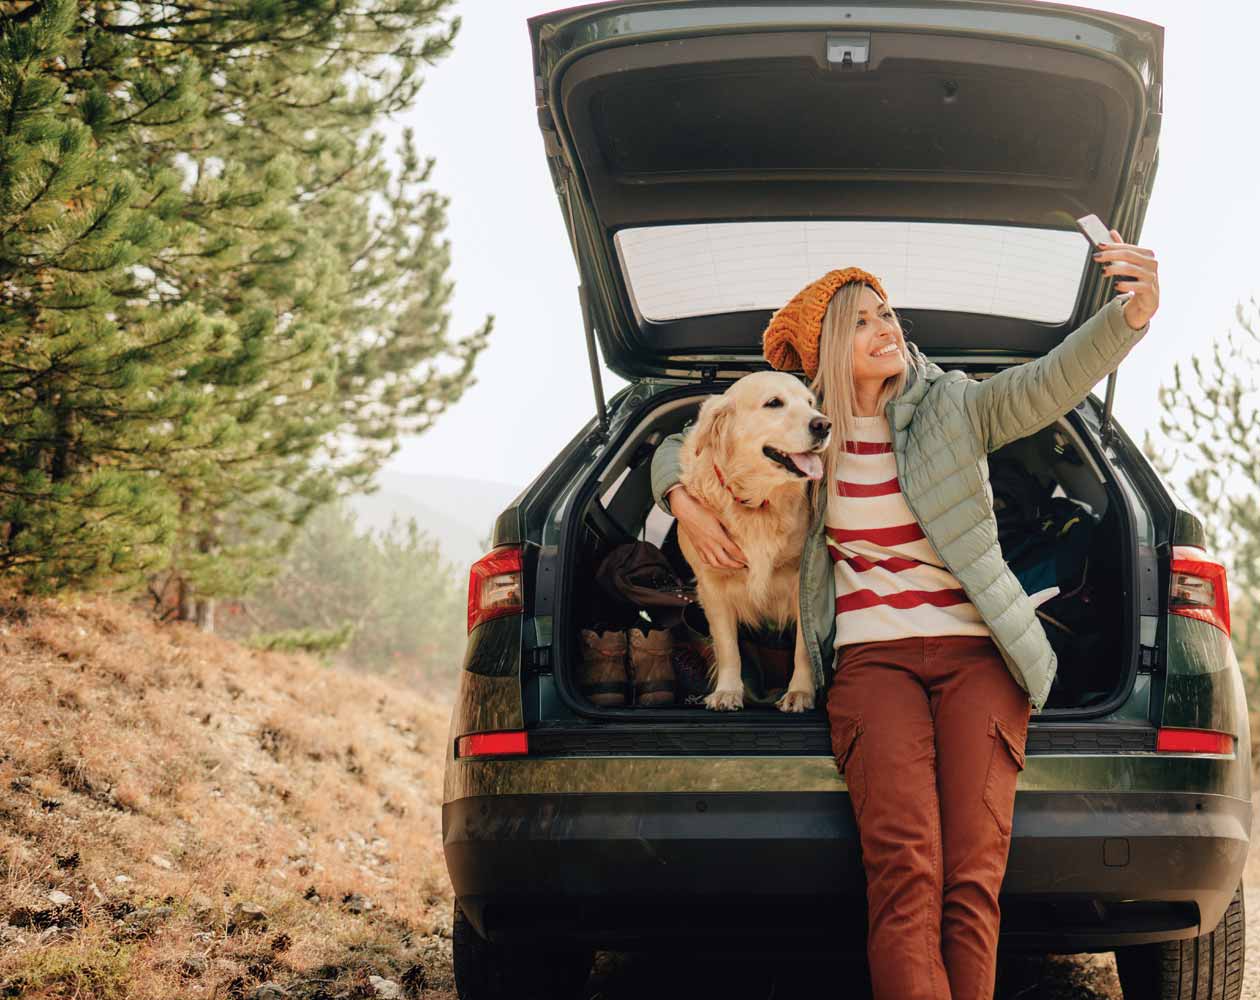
[689,393,733,461]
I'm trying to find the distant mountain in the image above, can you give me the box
[348,471,523,573]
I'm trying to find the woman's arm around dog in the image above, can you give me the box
[651,431,747,569]
[651,431,687,515]
[965,231,1158,454]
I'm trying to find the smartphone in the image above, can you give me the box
[1075,213,1112,247]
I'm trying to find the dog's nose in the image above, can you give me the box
[810,416,832,438]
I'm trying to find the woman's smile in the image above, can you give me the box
[850,286,908,401]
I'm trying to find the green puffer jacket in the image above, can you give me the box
[650,296,1149,711]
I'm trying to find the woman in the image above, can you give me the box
[649,229,1158,1000]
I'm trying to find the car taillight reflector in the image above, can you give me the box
[456,731,528,759]
[1169,545,1231,637]
[1155,728,1234,755]
[467,545,523,633]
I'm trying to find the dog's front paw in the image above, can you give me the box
[704,688,745,712]
[777,688,815,713]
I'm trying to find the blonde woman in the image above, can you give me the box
[650,230,1159,1000]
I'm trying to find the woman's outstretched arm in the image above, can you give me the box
[964,233,1159,454]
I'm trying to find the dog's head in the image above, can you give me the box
[689,372,832,487]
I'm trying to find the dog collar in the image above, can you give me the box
[713,463,769,509]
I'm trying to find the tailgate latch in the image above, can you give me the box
[827,33,870,69]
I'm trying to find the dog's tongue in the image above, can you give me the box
[789,452,824,481]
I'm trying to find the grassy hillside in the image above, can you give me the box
[1,593,1256,1000]
[0,594,456,999]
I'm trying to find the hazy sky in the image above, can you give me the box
[385,0,1260,491]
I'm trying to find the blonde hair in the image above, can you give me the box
[807,282,908,518]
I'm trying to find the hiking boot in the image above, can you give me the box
[579,628,629,706]
[628,626,675,707]
[671,604,715,700]
[671,643,710,701]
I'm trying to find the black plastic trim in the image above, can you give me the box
[526,721,1158,757]
[1172,508,1209,550]
[444,789,1248,950]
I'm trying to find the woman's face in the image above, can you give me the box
[849,285,905,383]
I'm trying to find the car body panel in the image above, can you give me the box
[443,402,1251,954]
[528,0,1163,376]
[441,4,1246,959]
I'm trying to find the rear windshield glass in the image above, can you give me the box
[614,221,1091,324]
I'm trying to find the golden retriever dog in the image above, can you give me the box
[676,371,831,712]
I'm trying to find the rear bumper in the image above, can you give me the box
[443,789,1250,952]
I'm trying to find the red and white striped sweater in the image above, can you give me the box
[826,414,990,646]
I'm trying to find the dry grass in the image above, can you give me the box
[0,592,455,999]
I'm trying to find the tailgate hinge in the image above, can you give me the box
[1136,112,1161,165]
[535,76,565,159]
[1132,101,1162,199]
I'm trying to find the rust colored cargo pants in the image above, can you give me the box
[826,635,1032,1000]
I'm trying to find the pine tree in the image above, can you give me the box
[0,0,219,590]
[1144,297,1260,686]
[1,1,488,604]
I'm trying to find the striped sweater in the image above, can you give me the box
[826,414,990,646]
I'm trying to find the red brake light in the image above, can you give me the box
[467,545,524,633]
[1155,727,1234,755]
[456,731,528,759]
[1169,545,1230,637]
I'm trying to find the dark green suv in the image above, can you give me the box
[443,4,1251,998]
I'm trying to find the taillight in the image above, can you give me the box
[467,545,523,633]
[1156,727,1234,755]
[1169,545,1230,637]
[456,730,528,759]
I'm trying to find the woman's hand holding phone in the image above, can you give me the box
[1093,227,1159,330]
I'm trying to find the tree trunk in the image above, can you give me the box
[176,573,194,623]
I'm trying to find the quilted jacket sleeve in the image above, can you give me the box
[650,431,688,515]
[964,296,1151,454]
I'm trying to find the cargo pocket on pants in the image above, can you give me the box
[982,714,1027,838]
[831,716,866,822]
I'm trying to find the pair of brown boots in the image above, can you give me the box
[579,626,676,707]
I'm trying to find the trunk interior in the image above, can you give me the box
[556,385,1136,720]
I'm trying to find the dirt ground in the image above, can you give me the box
[0,594,457,1000]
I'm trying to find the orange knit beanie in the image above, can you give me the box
[762,267,889,380]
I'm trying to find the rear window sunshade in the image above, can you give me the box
[615,221,1091,324]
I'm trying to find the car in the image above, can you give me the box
[442,3,1251,999]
